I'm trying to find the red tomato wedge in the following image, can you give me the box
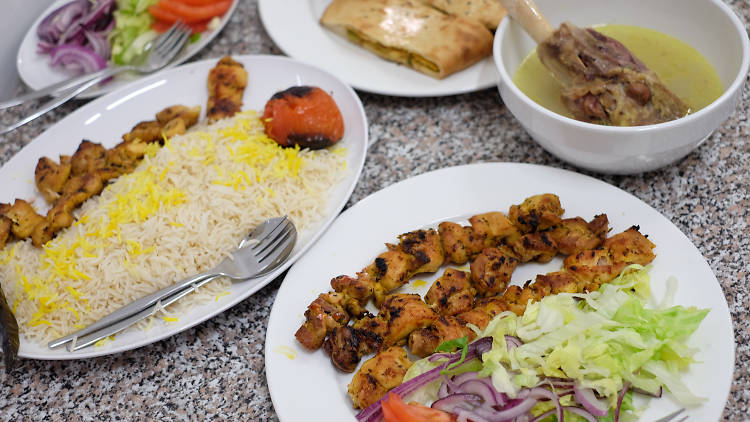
[151,18,209,34]
[174,0,219,5]
[153,0,232,23]
[381,393,457,422]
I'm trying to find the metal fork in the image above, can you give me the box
[48,216,297,351]
[0,22,191,135]
[654,408,688,422]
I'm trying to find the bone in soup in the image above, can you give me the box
[513,24,723,120]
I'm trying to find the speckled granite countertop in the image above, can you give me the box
[0,0,748,420]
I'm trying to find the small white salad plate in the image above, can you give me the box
[258,0,499,97]
[265,162,733,421]
[1,54,368,359]
[16,0,239,99]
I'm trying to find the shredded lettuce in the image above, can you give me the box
[480,266,708,407]
[108,0,158,65]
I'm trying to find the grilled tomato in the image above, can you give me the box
[262,86,345,149]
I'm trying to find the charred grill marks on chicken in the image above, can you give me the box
[293,193,657,410]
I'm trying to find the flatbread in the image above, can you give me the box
[424,0,507,31]
[320,0,494,79]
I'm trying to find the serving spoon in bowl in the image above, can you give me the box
[498,0,690,126]
[48,216,297,352]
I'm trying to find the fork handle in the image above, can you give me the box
[48,270,217,349]
[0,66,125,136]
[68,274,222,351]
[0,66,124,110]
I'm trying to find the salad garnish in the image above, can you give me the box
[358,266,708,421]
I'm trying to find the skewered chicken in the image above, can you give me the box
[294,193,645,409]
[206,56,248,122]
[0,104,203,249]
[406,225,655,357]
[296,194,571,354]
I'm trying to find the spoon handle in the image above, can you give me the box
[497,0,554,43]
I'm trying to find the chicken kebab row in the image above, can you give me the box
[0,56,250,252]
[293,194,657,409]
[0,105,201,250]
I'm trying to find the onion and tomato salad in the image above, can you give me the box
[358,266,708,422]
[36,0,232,75]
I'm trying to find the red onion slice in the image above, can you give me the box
[49,44,107,74]
[574,384,610,417]
[37,0,90,43]
[614,381,630,422]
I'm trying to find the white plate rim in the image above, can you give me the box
[16,0,240,99]
[257,0,499,98]
[2,53,369,359]
[264,162,735,421]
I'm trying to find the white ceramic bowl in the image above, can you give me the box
[494,0,750,174]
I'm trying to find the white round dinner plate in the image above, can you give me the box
[2,54,368,359]
[265,162,734,421]
[257,0,499,97]
[16,0,239,99]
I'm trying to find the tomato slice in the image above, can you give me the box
[381,393,456,422]
[155,0,232,23]
[151,18,209,34]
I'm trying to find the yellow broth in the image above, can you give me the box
[512,24,723,119]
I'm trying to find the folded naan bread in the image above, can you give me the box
[424,0,507,31]
[320,0,494,79]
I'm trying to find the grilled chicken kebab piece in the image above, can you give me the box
[206,56,248,122]
[0,105,200,249]
[498,0,689,126]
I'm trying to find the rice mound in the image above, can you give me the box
[0,110,347,344]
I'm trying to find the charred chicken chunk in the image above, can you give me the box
[34,156,72,202]
[603,225,656,267]
[331,274,374,317]
[348,346,413,409]
[508,193,564,233]
[535,271,581,294]
[70,140,108,176]
[0,216,11,249]
[324,325,382,373]
[2,199,44,239]
[507,231,558,263]
[458,295,511,328]
[295,292,350,351]
[156,105,201,127]
[365,250,417,305]
[564,226,655,291]
[547,214,609,255]
[377,293,438,348]
[425,268,475,316]
[389,228,445,274]
[122,120,163,144]
[468,211,520,247]
[438,221,485,264]
[470,247,519,296]
[408,315,475,358]
[207,56,248,121]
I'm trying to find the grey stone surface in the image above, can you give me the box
[0,0,748,420]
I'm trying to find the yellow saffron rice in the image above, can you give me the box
[0,110,347,344]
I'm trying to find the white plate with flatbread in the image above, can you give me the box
[258,0,500,97]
